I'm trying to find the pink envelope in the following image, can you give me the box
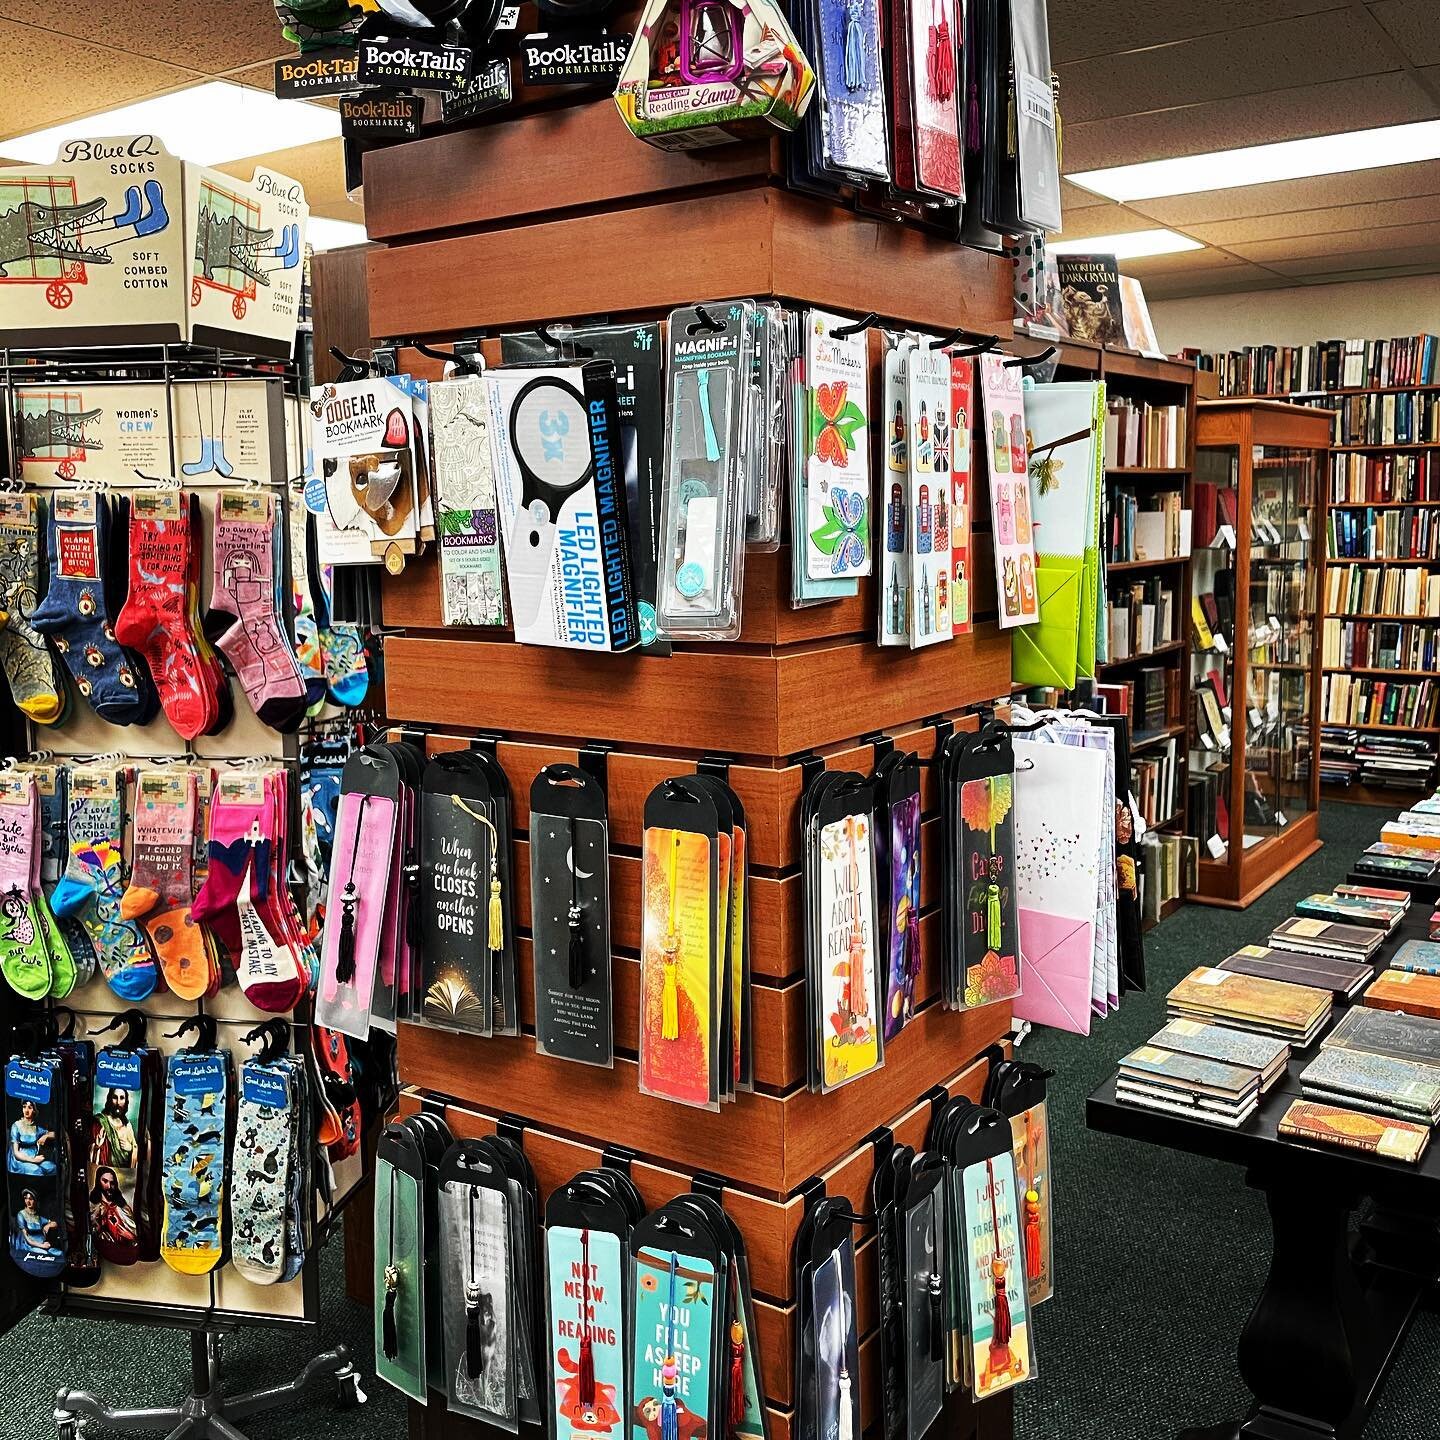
[1013,907,1095,1035]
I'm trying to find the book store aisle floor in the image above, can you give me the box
[0,803,1430,1440]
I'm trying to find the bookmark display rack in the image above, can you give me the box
[364,83,1019,1440]
[1189,399,1330,908]
[1011,338,1199,928]
[1,344,367,1430]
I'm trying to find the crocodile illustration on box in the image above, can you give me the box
[16,403,104,469]
[191,182,301,320]
[0,178,169,309]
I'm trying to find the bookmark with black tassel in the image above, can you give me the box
[381,1162,399,1360]
[577,1227,596,1407]
[464,1184,491,1380]
[334,794,371,985]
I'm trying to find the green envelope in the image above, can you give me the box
[1014,381,1106,688]
[1013,554,1085,687]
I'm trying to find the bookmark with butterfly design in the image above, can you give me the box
[804,309,873,584]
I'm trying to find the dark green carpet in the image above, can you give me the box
[1013,800,1440,1439]
[2,803,1429,1438]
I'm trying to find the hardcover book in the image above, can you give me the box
[1268,916,1382,959]
[1390,939,1440,976]
[1277,1099,1429,1164]
[1218,943,1371,1000]
[1115,1082,1256,1129]
[1118,1044,1259,1100]
[1295,892,1404,930]
[1056,256,1125,347]
[1168,967,1331,1034]
[1324,1005,1440,1067]
[1364,969,1440,1020]
[1149,1018,1290,1088]
[1300,1047,1440,1116]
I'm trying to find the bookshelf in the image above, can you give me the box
[1188,400,1329,908]
[1198,334,1440,804]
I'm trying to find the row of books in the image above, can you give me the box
[1133,736,1181,832]
[1188,764,1229,847]
[1321,674,1439,728]
[1133,664,1173,737]
[1106,578,1178,660]
[1311,390,1440,447]
[1381,796,1440,855]
[1306,730,1438,793]
[1105,399,1188,471]
[1107,488,1190,563]
[1191,480,1238,549]
[1320,617,1440,671]
[1138,830,1189,925]
[1328,452,1440,505]
[1196,335,1440,396]
[1324,563,1440,618]
[1327,505,1440,561]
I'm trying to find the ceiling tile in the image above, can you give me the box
[1062,72,1432,170]
[1053,203,1157,241]
[230,58,340,108]
[1292,260,1440,284]
[1228,219,1440,261]
[1141,269,1295,300]
[1121,250,1254,279]
[1047,0,1346,66]
[1367,0,1440,66]
[1060,179,1107,211]
[217,139,363,222]
[0,21,201,140]
[1266,242,1440,276]
[0,3,285,74]
[1058,10,1401,125]
[1134,158,1440,225]
[1186,191,1440,244]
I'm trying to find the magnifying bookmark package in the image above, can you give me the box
[656,305,757,640]
[486,360,639,652]
[501,325,667,648]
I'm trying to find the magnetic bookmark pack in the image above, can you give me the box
[804,309,872,584]
[978,353,1039,629]
[949,352,976,635]
[811,0,890,181]
[530,764,614,1068]
[878,334,915,648]
[638,780,720,1110]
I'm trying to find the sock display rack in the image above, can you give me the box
[1,344,369,1426]
[363,79,1019,1440]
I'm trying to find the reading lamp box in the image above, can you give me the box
[0,135,308,357]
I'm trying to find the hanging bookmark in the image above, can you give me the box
[805,310,872,582]
[907,342,953,648]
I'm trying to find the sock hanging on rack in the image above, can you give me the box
[113,496,218,741]
[89,1043,161,1267]
[51,783,158,1003]
[289,493,328,709]
[0,776,54,1000]
[187,493,234,738]
[234,837,307,1013]
[120,771,215,1001]
[192,774,272,959]
[30,494,151,725]
[105,495,162,728]
[230,1054,299,1285]
[159,1043,230,1276]
[3,1052,69,1279]
[0,499,64,726]
[32,765,97,989]
[205,492,308,730]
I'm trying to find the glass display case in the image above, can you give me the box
[1188,400,1331,907]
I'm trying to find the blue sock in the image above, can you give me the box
[31,496,152,725]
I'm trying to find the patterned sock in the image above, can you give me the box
[113,498,216,741]
[51,783,157,1002]
[105,496,161,728]
[0,499,63,725]
[206,496,307,729]
[30,494,148,725]
[31,765,97,989]
[321,623,370,707]
[230,1058,298,1284]
[34,892,77,1000]
[288,497,328,709]
[0,779,54,1000]
[235,831,306,1015]
[192,777,270,958]
[160,1048,229,1276]
[187,494,234,738]
[121,771,213,1001]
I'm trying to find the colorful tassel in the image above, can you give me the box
[986,881,1001,950]
[728,1321,746,1438]
[578,1228,596,1406]
[487,872,503,953]
[843,0,864,90]
[660,1253,680,1440]
[662,954,680,1040]
[926,1,954,103]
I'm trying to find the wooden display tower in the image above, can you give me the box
[365,83,1018,1440]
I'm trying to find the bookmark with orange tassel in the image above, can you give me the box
[661,831,682,1041]
[1023,1111,1043,1282]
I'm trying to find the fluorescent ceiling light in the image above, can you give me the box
[2,81,341,168]
[307,217,369,252]
[1071,119,1440,201]
[1049,229,1203,260]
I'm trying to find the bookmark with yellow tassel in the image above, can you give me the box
[661,830,682,1041]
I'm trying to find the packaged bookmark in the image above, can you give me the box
[792,1193,862,1440]
[949,352,976,634]
[985,1058,1054,1306]
[530,764,614,1068]
[657,305,754,640]
[638,780,720,1110]
[978,353,1039,629]
[878,334,915,648]
[812,0,891,181]
[804,310,872,584]
[906,342,953,647]
[430,370,506,628]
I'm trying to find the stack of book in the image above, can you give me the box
[1356,734,1438,793]
[1322,617,1440,672]
[1313,390,1440,448]
[1106,577,1177,660]
[1268,915,1385,965]
[1138,831,1188,925]
[1328,504,1440,561]
[1299,1047,1440,1126]
[1115,1045,1261,1129]
[1325,563,1440,620]
[1277,1099,1431,1164]
[1326,1002,1440,1064]
[1132,737,1180,832]
[1295,886,1409,932]
[1329,451,1440,505]
[1219,941,1371,1001]
[1431,905,1440,940]
[1322,673,1438,728]
[1149,1018,1290,1093]
[1382,806,1440,851]
[1364,968,1440,1018]
[1354,842,1439,883]
[1167,967,1332,1047]
[1197,335,1440,397]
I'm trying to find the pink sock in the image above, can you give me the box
[191,776,270,958]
